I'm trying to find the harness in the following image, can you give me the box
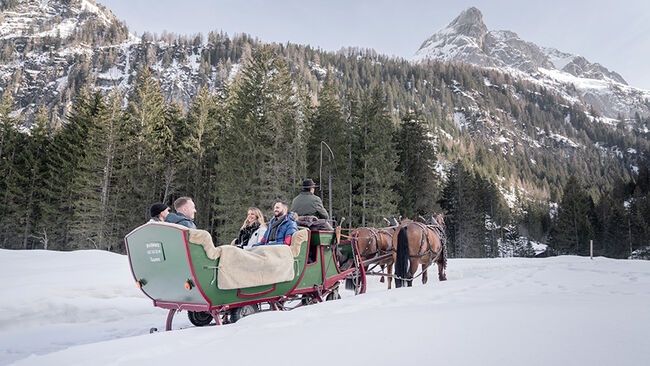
[353,226,398,259]
[390,221,447,282]
[404,221,446,262]
[353,228,380,258]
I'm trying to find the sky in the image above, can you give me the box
[99,0,650,89]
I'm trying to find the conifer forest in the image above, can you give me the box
[0,36,648,259]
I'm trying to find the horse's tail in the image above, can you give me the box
[437,239,447,268]
[437,233,448,281]
[395,226,410,288]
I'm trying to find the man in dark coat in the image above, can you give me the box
[165,196,197,229]
[291,179,329,220]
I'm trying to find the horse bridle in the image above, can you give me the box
[355,226,397,258]
[354,228,380,258]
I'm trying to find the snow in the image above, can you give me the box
[228,63,241,82]
[549,132,580,148]
[538,68,611,92]
[542,47,575,70]
[2,249,649,365]
[453,111,469,129]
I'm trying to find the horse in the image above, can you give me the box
[393,213,447,288]
[348,225,398,289]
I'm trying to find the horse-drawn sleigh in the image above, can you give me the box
[124,214,446,331]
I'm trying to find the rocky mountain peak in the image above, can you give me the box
[412,7,648,118]
[447,7,487,39]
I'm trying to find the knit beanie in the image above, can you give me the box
[150,203,169,217]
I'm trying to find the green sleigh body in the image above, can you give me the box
[124,222,365,330]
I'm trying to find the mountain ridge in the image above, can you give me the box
[413,7,649,119]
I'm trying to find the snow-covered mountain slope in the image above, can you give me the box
[0,0,239,124]
[0,0,136,119]
[413,7,650,119]
[2,249,649,365]
[0,0,116,40]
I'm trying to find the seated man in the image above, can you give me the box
[253,201,298,246]
[165,196,198,229]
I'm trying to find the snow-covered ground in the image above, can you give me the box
[1,249,649,365]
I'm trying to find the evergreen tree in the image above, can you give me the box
[550,175,595,255]
[439,161,486,258]
[395,110,439,218]
[44,89,104,249]
[119,66,167,228]
[351,87,399,226]
[19,107,52,249]
[306,75,349,222]
[594,195,628,258]
[67,91,115,249]
[217,45,301,239]
[181,87,224,230]
[0,89,21,247]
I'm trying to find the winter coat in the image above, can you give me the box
[243,225,266,250]
[235,222,267,249]
[165,212,197,229]
[254,213,298,246]
[291,191,329,219]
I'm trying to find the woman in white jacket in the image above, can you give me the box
[234,207,267,249]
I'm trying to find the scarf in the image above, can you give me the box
[267,215,286,242]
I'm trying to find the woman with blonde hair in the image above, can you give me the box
[234,207,266,249]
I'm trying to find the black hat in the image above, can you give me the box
[150,203,169,217]
[301,178,318,189]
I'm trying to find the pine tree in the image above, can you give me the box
[44,89,104,249]
[550,175,595,255]
[306,75,349,222]
[0,89,21,247]
[352,87,399,226]
[67,91,114,249]
[19,107,52,249]
[217,45,301,239]
[395,110,439,218]
[120,66,167,227]
[181,87,224,230]
[439,160,486,258]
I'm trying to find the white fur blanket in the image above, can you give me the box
[215,245,295,290]
[187,229,309,290]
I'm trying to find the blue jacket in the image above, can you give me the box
[255,213,298,246]
[165,212,197,229]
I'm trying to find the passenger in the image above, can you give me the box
[291,178,329,220]
[234,207,267,249]
[252,202,298,246]
[149,203,170,222]
[165,196,198,229]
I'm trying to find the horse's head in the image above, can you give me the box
[425,213,445,227]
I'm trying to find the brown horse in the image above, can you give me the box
[351,226,397,289]
[394,214,447,288]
